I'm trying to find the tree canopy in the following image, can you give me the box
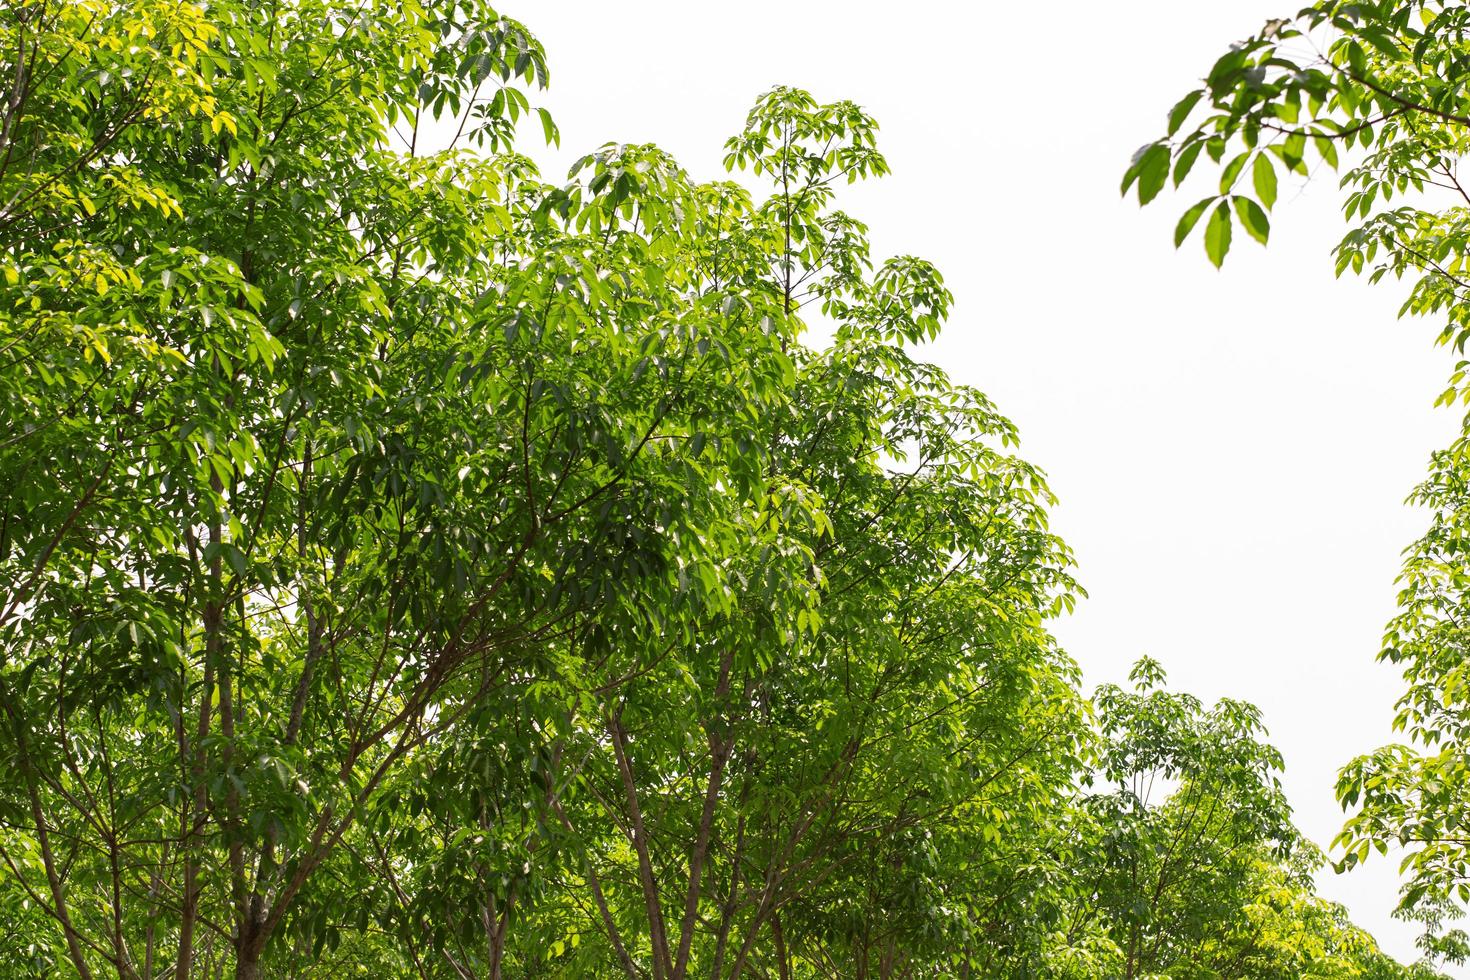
[0,0,1442,977]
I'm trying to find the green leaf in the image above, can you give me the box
[1282,132,1307,172]
[1206,47,1249,94]
[1173,141,1204,187]
[1219,152,1249,194]
[1124,143,1168,203]
[1232,196,1270,245]
[1175,197,1215,248]
[1135,144,1171,205]
[1357,27,1404,61]
[1204,201,1233,267]
[537,106,559,146]
[1314,134,1339,170]
[1168,90,1204,136]
[1345,39,1368,75]
[1252,154,1278,210]
[221,543,248,578]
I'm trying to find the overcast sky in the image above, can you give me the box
[517,0,1466,966]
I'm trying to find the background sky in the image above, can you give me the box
[516,0,1467,967]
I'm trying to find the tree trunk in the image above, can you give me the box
[235,923,266,980]
[235,953,262,980]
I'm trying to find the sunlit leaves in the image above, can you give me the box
[1174,197,1215,247]
[1168,90,1205,137]
[1130,0,1470,958]
[0,1,1438,977]
[1079,660,1313,979]
[1122,142,1170,204]
[1204,200,1234,267]
[1234,196,1271,245]
[1253,152,1279,209]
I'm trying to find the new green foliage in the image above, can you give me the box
[0,1,1434,977]
[1130,0,1470,965]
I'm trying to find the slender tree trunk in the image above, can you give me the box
[707,786,750,980]
[176,655,214,980]
[672,655,739,979]
[486,885,513,979]
[609,707,672,980]
[771,914,791,980]
[235,923,268,980]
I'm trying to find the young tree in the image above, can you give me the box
[1068,661,1443,980]
[1079,658,1299,979]
[1,1,1089,975]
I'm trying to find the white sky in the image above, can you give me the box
[520,0,1466,967]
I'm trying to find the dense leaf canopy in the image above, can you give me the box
[0,1,1439,977]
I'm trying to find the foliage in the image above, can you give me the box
[1340,439,1470,966]
[1127,0,1470,963]
[1056,662,1441,980]
[1077,657,1298,979]
[0,0,1435,977]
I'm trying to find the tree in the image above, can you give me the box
[1339,441,1470,965]
[1,1,1093,975]
[333,83,1093,980]
[0,1,797,976]
[1074,657,1298,980]
[1202,851,1445,979]
[1125,0,1470,961]
[1061,661,1444,980]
